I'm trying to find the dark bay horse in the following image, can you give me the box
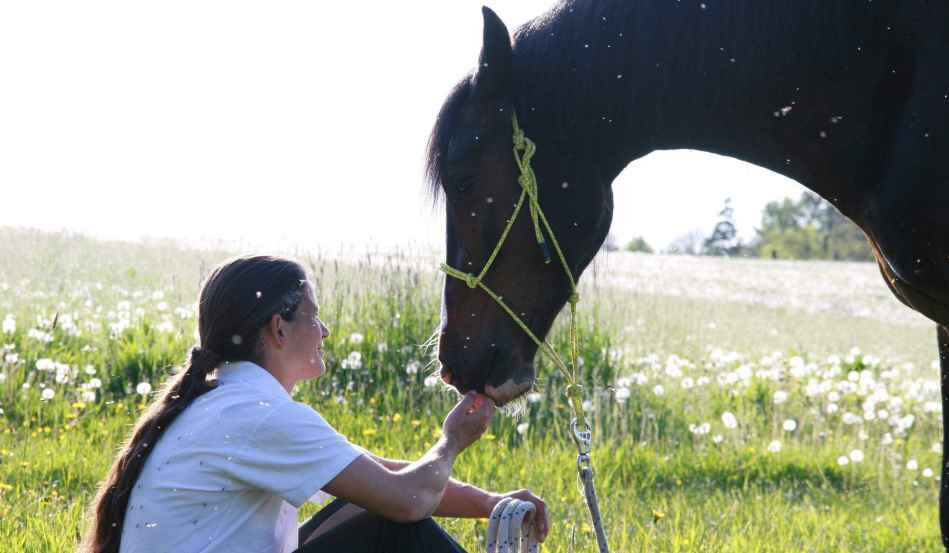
[426,1,948,545]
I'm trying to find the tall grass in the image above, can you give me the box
[0,227,942,551]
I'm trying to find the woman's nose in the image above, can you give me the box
[321,323,330,338]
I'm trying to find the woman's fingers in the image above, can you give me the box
[500,489,549,542]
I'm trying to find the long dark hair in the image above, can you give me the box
[78,255,308,553]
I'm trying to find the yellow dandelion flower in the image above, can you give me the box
[652,509,665,523]
[483,433,495,441]
[369,397,376,405]
[362,428,377,437]
[392,413,402,423]
[411,419,422,428]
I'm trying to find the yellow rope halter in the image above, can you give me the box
[438,112,587,430]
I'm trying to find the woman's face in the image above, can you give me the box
[286,282,330,380]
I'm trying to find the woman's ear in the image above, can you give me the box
[266,313,286,349]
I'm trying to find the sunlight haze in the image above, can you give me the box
[0,1,806,253]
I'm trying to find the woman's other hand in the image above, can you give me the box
[441,391,495,453]
[486,488,550,543]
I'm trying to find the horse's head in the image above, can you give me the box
[426,8,614,407]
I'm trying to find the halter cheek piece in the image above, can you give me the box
[438,113,611,553]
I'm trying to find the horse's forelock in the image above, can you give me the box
[424,78,473,206]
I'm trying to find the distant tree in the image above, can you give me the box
[665,229,706,255]
[749,192,872,261]
[624,236,654,254]
[702,198,743,256]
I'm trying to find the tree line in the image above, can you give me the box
[616,192,874,261]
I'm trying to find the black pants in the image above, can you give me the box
[295,498,468,553]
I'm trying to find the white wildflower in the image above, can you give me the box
[136,381,152,396]
[849,449,864,463]
[341,351,363,370]
[516,422,529,435]
[773,390,788,404]
[1,315,14,335]
[767,440,782,453]
[907,459,919,471]
[837,456,850,466]
[41,388,55,401]
[721,411,738,429]
[688,422,711,435]
[841,412,861,425]
[782,419,797,432]
[349,332,364,344]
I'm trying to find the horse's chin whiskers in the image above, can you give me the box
[422,357,441,377]
[496,395,528,418]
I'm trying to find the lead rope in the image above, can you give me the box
[440,113,610,553]
[485,497,539,552]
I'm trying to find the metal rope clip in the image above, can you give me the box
[570,417,592,456]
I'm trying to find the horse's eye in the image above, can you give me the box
[455,175,475,193]
[445,167,476,194]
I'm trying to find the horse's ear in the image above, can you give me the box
[472,6,512,99]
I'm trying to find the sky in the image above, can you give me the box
[0,1,807,254]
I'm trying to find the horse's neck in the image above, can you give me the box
[514,2,906,224]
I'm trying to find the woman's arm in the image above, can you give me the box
[323,391,493,522]
[356,450,550,541]
[322,434,460,522]
[367,453,497,518]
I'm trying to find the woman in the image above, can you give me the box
[79,254,549,553]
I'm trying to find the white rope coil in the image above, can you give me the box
[485,497,540,552]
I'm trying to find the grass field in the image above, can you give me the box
[0,226,944,552]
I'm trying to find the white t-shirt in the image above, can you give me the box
[118,360,365,553]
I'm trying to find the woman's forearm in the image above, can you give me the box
[393,435,459,519]
[372,453,497,518]
[432,481,497,518]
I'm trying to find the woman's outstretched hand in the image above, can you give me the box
[487,488,550,543]
[442,391,495,453]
